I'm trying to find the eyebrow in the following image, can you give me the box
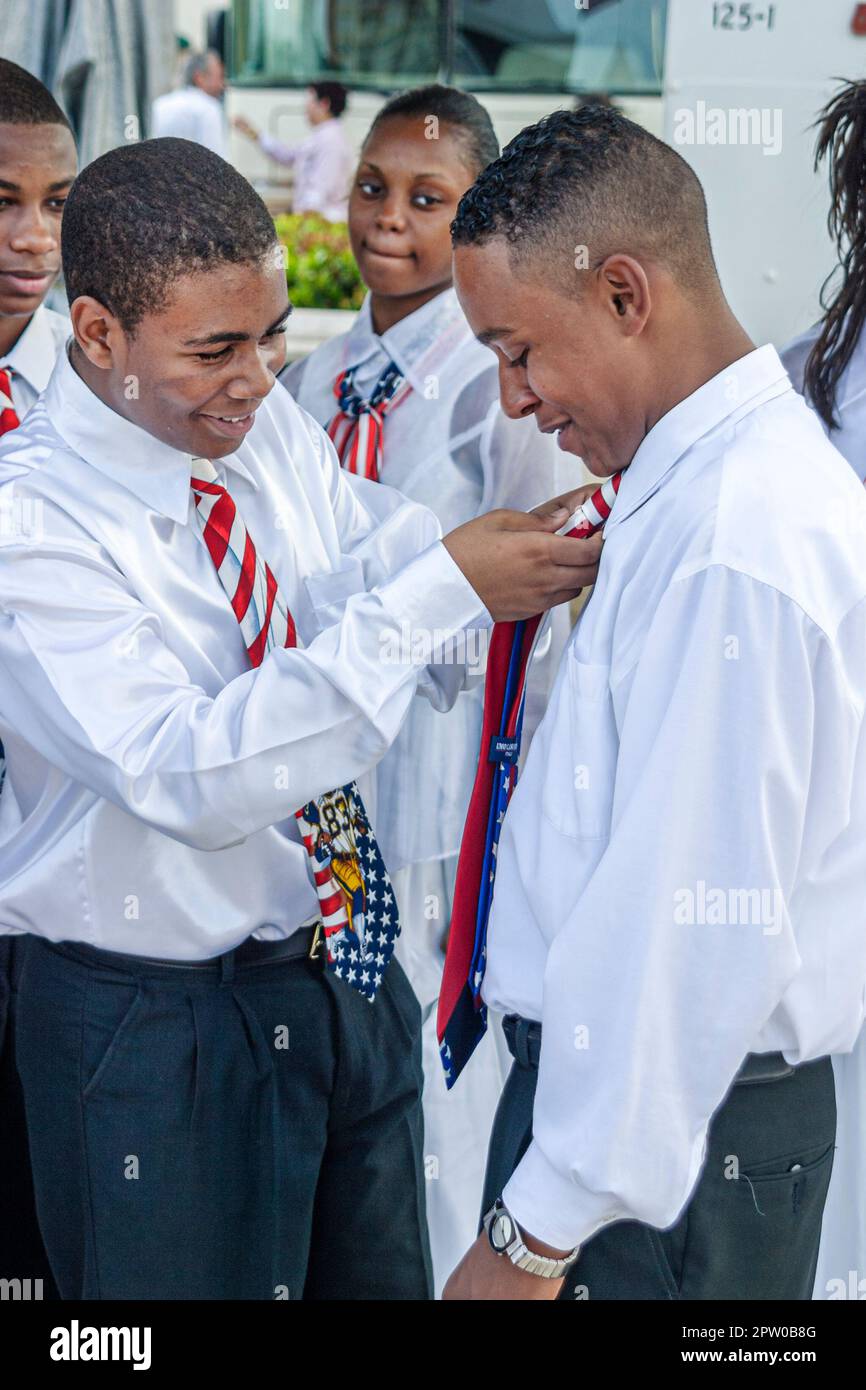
[359,160,451,182]
[0,176,74,192]
[475,327,512,347]
[183,305,292,347]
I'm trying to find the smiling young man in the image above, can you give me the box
[0,56,76,1301]
[0,136,599,1300]
[443,106,866,1301]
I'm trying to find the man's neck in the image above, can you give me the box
[0,310,35,361]
[645,314,757,438]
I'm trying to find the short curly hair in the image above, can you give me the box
[451,105,719,299]
[62,137,279,334]
[0,58,72,129]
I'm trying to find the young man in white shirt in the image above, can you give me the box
[0,135,599,1300]
[151,50,227,158]
[0,56,76,1301]
[443,105,866,1301]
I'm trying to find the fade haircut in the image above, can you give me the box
[62,137,279,334]
[451,105,719,300]
[366,84,499,178]
[0,58,73,130]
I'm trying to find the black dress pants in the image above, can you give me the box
[0,936,58,1298]
[481,1015,836,1300]
[16,934,433,1300]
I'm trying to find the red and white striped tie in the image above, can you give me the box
[190,457,400,998]
[0,367,21,436]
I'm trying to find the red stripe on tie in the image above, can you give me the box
[232,530,256,623]
[245,565,278,668]
[201,488,235,571]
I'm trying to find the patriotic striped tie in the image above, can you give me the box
[326,359,411,480]
[190,457,400,999]
[437,472,623,1085]
[0,367,21,436]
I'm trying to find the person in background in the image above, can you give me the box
[151,50,226,156]
[233,82,353,223]
[781,79,866,1297]
[782,81,866,483]
[0,55,77,1300]
[282,84,584,1294]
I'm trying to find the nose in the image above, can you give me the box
[226,345,275,402]
[498,356,541,421]
[9,205,58,257]
[375,195,407,234]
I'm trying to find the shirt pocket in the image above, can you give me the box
[539,655,617,841]
[303,554,366,631]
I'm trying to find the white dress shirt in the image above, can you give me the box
[260,118,354,222]
[0,305,69,421]
[482,345,866,1250]
[151,87,226,157]
[782,321,866,481]
[0,349,486,959]
[284,288,583,869]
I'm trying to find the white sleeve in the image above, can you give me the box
[298,411,491,709]
[260,133,299,166]
[503,565,831,1249]
[0,471,484,853]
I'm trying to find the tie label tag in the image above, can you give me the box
[489,735,520,765]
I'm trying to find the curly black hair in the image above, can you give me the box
[0,58,73,129]
[451,105,718,299]
[803,80,866,431]
[366,84,499,177]
[61,137,278,334]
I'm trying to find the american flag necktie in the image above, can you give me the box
[437,472,623,1085]
[190,457,400,999]
[326,359,411,479]
[0,368,21,436]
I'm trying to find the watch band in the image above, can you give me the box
[483,1198,580,1279]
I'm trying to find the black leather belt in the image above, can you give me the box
[502,1013,797,1084]
[49,925,321,975]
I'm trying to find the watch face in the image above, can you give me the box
[491,1210,514,1252]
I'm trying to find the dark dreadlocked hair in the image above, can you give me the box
[451,105,719,300]
[803,81,866,432]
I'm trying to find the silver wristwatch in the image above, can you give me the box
[483,1198,580,1279]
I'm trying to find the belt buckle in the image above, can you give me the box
[308,922,324,961]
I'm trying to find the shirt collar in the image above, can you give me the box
[1,305,62,394]
[605,345,792,532]
[43,346,258,524]
[342,287,468,393]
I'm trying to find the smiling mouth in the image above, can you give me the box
[539,420,571,435]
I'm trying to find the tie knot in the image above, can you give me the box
[190,456,220,496]
[336,360,406,418]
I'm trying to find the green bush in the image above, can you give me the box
[274,212,365,311]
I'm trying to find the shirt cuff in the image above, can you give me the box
[375,539,489,663]
[502,1139,626,1251]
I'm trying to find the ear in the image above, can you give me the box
[70,295,125,371]
[596,255,651,337]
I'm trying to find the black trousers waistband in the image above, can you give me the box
[41,927,319,980]
[502,1013,808,1085]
